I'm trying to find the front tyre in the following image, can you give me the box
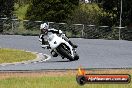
[57,45,74,61]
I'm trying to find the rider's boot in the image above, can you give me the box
[68,40,78,48]
[62,56,65,59]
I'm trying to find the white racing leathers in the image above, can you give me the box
[44,32,79,61]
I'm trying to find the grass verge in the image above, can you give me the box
[0,69,132,88]
[0,48,36,63]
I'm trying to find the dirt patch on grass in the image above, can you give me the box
[0,69,132,79]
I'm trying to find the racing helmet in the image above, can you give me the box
[40,22,49,30]
[40,22,49,34]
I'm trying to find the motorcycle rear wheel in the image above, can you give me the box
[74,54,79,60]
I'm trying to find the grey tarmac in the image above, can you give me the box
[0,35,132,70]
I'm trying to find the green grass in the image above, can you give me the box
[0,76,131,88]
[0,48,36,63]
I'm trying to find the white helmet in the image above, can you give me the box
[40,22,49,29]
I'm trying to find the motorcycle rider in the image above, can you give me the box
[39,22,77,48]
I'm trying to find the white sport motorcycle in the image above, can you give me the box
[41,33,79,61]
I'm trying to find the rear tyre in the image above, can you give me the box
[74,54,79,60]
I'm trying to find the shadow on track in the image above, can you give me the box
[42,60,71,63]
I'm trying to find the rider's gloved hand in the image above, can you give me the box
[59,30,63,34]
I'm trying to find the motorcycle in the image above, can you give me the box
[40,33,79,61]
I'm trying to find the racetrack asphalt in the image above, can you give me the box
[0,35,132,70]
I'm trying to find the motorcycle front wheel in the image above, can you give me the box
[57,44,74,61]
